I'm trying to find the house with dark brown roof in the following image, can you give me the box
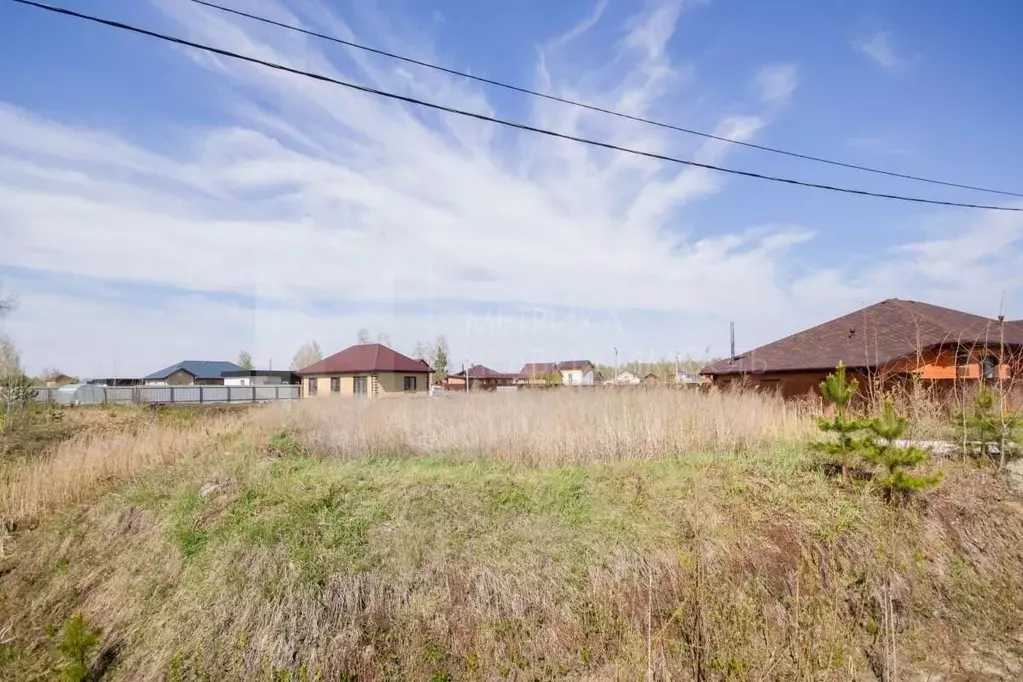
[701,298,1023,398]
[557,360,602,386]
[446,364,516,391]
[296,343,431,398]
[516,362,562,386]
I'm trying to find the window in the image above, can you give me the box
[955,347,972,378]
[330,377,340,393]
[354,376,368,396]
[308,377,318,396]
[981,355,999,382]
[403,376,417,392]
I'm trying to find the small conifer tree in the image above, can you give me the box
[956,385,1021,465]
[814,362,868,479]
[864,400,942,502]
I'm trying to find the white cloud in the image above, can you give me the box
[753,63,798,105]
[0,0,1016,377]
[853,30,910,71]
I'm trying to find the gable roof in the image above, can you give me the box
[518,362,560,379]
[297,343,431,375]
[145,360,243,381]
[558,360,595,371]
[701,298,1023,376]
[450,364,515,380]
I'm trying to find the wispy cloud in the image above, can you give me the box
[0,0,1015,376]
[752,63,798,105]
[853,30,911,72]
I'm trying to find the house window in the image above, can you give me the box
[955,347,972,378]
[308,377,318,396]
[331,377,340,393]
[403,376,417,392]
[354,376,368,396]
[981,355,999,382]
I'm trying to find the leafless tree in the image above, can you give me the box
[290,341,322,371]
[0,285,13,319]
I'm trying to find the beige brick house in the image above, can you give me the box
[296,343,431,398]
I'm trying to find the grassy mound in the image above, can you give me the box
[1,396,1022,680]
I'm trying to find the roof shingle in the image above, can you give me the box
[702,298,1023,376]
[297,343,431,375]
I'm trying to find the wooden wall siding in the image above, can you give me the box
[883,347,1012,381]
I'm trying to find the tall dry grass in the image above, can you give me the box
[269,388,817,463]
[0,412,243,524]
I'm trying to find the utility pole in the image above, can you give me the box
[466,360,471,394]
[614,347,619,385]
[675,350,680,384]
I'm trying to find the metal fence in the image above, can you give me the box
[33,384,301,405]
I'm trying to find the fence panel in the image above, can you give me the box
[105,387,134,404]
[228,386,254,403]
[199,386,229,403]
[29,384,302,405]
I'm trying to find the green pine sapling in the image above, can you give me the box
[864,400,942,502]
[956,385,1021,465]
[814,362,869,479]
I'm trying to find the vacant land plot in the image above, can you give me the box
[1,392,1021,680]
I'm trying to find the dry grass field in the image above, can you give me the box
[1,391,1022,680]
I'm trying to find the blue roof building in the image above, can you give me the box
[144,360,243,385]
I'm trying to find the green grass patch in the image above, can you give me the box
[3,437,1023,681]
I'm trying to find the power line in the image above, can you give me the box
[188,0,1023,200]
[8,0,1023,213]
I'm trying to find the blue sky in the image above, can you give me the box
[1,0,1022,376]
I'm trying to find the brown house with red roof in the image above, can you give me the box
[296,343,431,398]
[701,298,1023,398]
[446,364,516,391]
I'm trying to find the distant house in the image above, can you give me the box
[642,373,661,385]
[675,371,705,388]
[43,373,75,388]
[296,343,431,398]
[447,365,516,391]
[701,298,1023,398]
[558,360,602,386]
[144,361,243,386]
[516,362,562,386]
[607,371,640,385]
[221,370,300,386]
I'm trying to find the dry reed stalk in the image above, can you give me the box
[269,388,816,464]
[0,414,243,523]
